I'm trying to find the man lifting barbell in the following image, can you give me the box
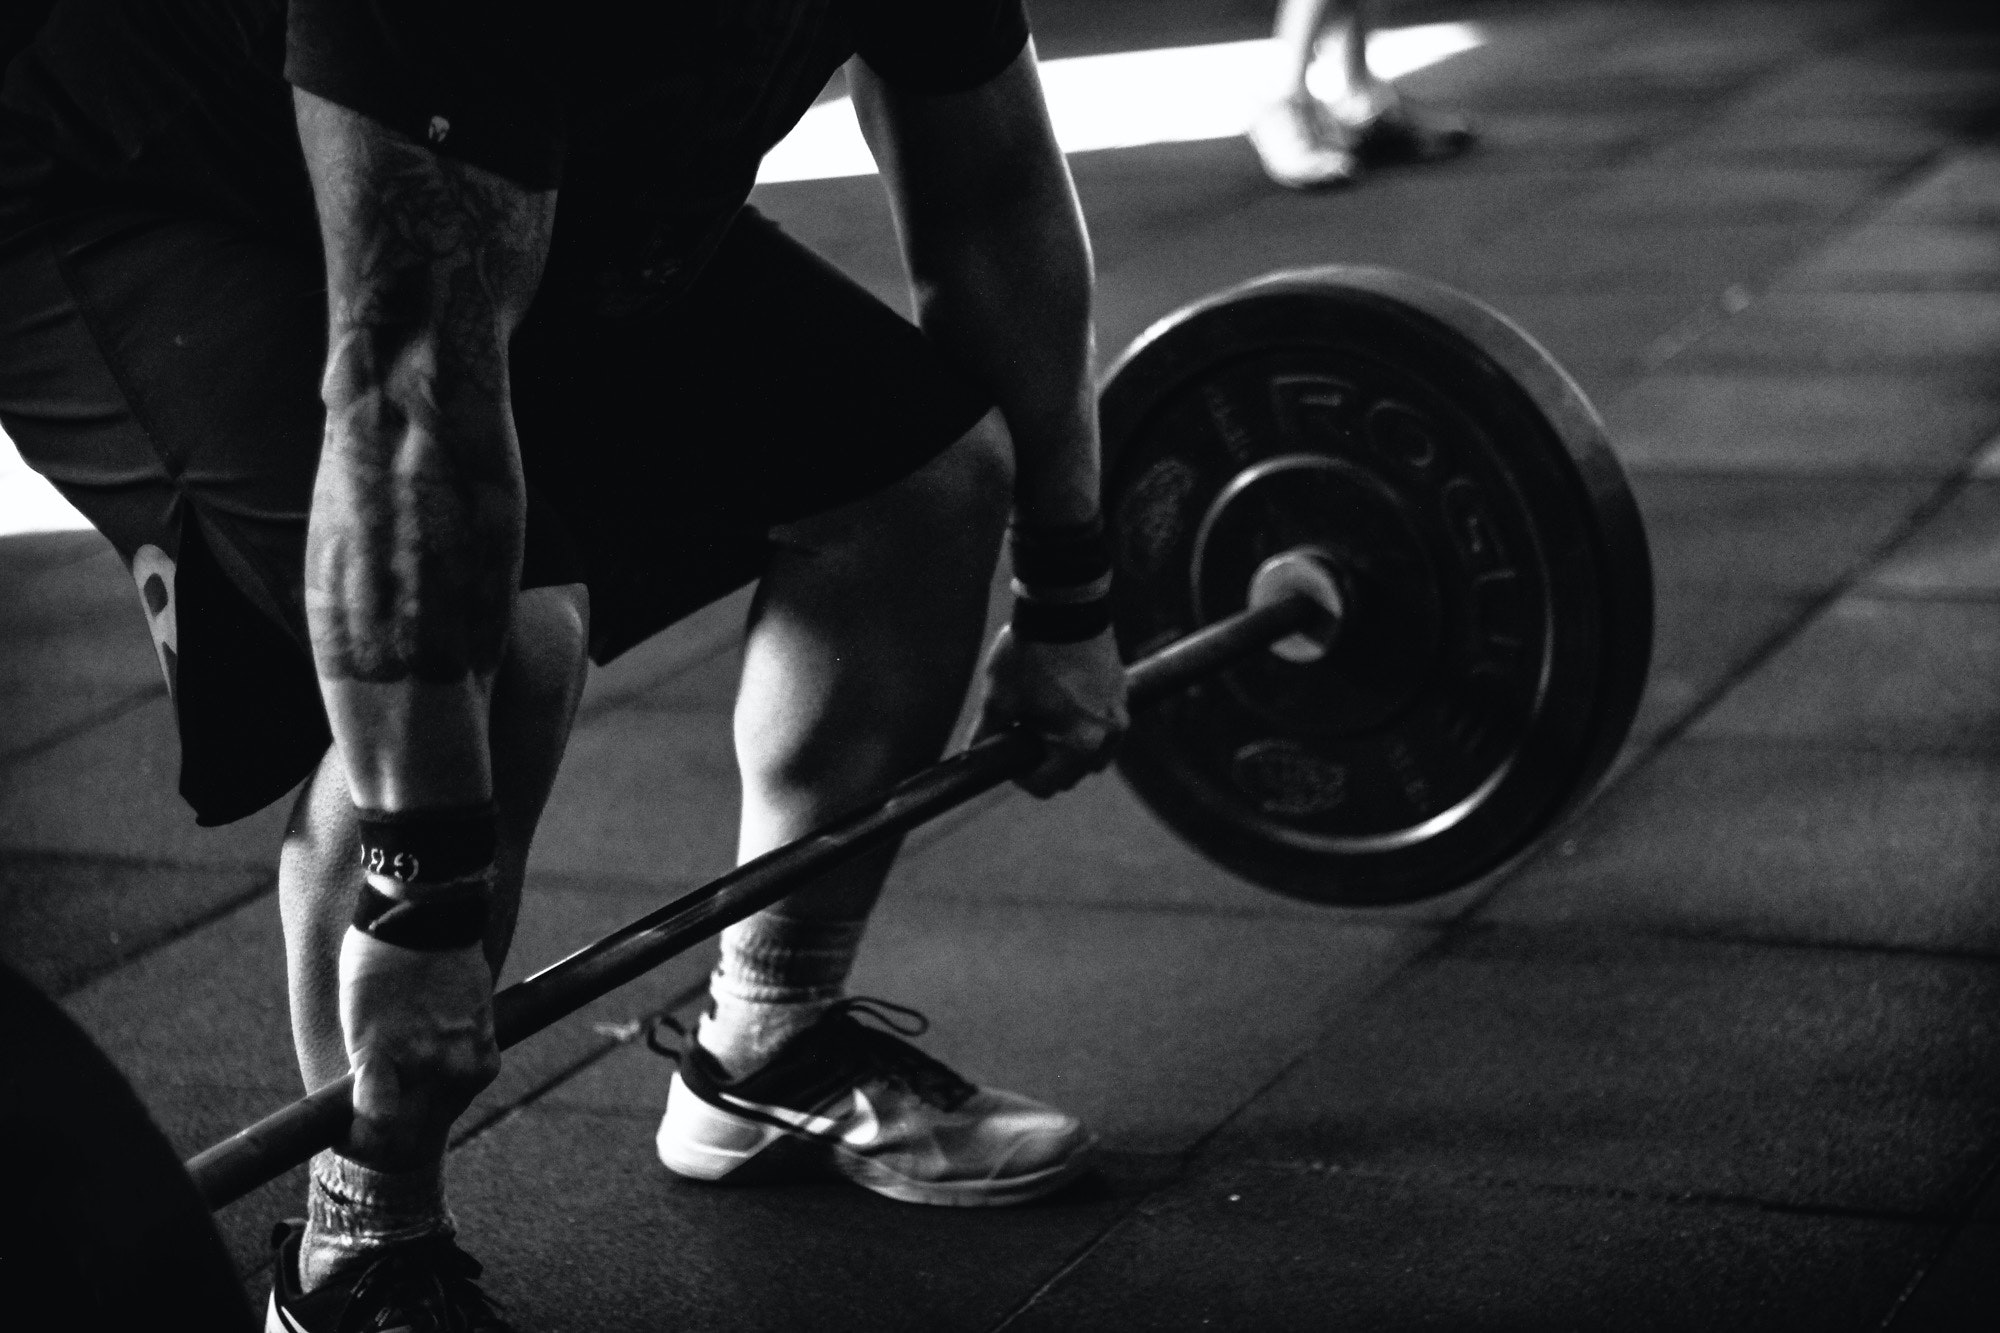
[0,1,1127,1327]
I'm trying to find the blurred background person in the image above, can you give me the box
[1249,0,1476,188]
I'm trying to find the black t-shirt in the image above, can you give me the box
[2,0,1028,309]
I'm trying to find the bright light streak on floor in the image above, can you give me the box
[1,427,91,537]
[758,23,1484,185]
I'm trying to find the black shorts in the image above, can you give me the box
[0,205,992,825]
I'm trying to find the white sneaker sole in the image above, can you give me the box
[655,1079,793,1181]
[840,1147,1095,1208]
[656,1075,1094,1207]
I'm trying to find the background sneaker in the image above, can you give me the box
[656,998,1095,1207]
[266,1220,514,1333]
[1248,96,1362,189]
[1326,84,1477,164]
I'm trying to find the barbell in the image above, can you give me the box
[184,264,1653,1209]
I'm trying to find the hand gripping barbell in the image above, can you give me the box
[187,265,1654,1209]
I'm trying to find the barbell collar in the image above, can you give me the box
[1247,549,1347,663]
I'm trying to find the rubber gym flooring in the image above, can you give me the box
[3,0,1998,1327]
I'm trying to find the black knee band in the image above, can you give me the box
[354,803,499,888]
[351,804,497,950]
[352,881,491,951]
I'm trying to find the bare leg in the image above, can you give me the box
[1340,0,1371,91]
[661,415,1097,1204]
[281,583,588,1149]
[700,412,1011,1072]
[1251,0,1363,189]
[1252,0,1473,188]
[1276,0,1342,101]
[1319,0,1477,160]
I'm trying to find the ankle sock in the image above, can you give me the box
[699,914,867,1078]
[298,1151,453,1291]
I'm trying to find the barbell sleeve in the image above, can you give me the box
[185,588,1324,1209]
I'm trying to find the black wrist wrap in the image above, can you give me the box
[352,881,491,951]
[1011,598,1114,642]
[355,803,498,888]
[1010,515,1114,644]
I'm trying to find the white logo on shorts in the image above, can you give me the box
[130,543,179,700]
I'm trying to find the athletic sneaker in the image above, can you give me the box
[655,998,1095,1206]
[265,1220,513,1332]
[1247,96,1361,190]
[1340,91,1476,165]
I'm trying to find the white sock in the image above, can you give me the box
[298,1150,452,1291]
[698,914,867,1078]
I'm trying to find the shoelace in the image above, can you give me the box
[828,997,978,1111]
[646,996,977,1111]
[336,1235,511,1333]
[644,1010,689,1060]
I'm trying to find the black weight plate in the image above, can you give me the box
[0,962,257,1329]
[1100,267,1652,906]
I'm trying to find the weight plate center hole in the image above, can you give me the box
[1191,452,1446,735]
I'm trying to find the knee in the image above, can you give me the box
[907,407,1013,555]
[950,407,1015,510]
[501,583,590,718]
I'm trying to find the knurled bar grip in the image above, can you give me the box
[184,592,1322,1209]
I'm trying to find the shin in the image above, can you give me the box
[705,413,1011,1071]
